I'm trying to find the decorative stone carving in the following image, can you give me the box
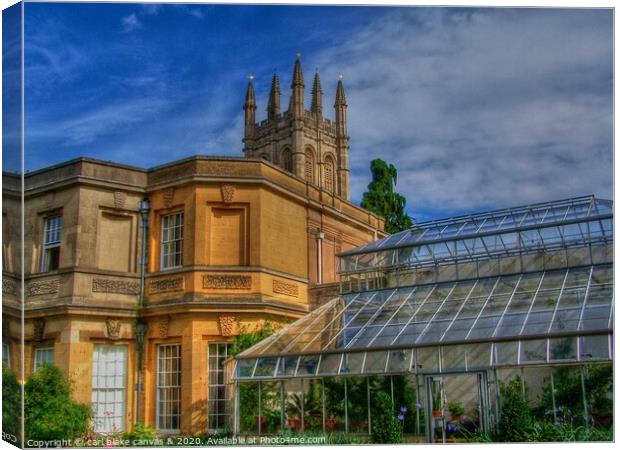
[92,278,139,294]
[2,278,17,296]
[27,279,60,297]
[219,315,236,337]
[163,187,175,208]
[220,184,235,203]
[106,319,122,339]
[33,319,45,341]
[158,316,170,338]
[148,277,184,294]
[203,275,251,290]
[273,280,299,297]
[113,191,127,209]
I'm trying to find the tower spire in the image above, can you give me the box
[243,75,257,145]
[334,74,350,200]
[311,71,323,117]
[267,73,281,120]
[288,54,305,118]
[334,74,347,108]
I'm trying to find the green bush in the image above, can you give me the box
[370,390,402,444]
[122,423,158,443]
[2,363,21,445]
[24,364,92,442]
[497,376,533,442]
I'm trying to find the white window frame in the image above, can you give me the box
[156,344,181,433]
[91,345,128,434]
[160,212,183,270]
[40,216,62,272]
[34,347,54,370]
[207,343,231,431]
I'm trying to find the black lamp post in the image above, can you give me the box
[136,198,150,424]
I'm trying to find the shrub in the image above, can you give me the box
[370,390,403,444]
[2,363,21,445]
[122,423,158,443]
[496,376,532,442]
[24,364,92,442]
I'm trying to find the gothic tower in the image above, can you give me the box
[242,56,351,201]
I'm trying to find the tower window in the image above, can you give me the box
[160,212,184,270]
[281,149,292,172]
[305,149,315,183]
[324,158,335,193]
[40,216,62,272]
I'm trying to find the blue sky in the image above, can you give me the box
[3,2,614,220]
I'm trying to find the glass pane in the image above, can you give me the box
[520,339,547,364]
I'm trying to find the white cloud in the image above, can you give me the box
[121,13,141,33]
[306,8,612,217]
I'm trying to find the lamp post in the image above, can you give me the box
[136,198,150,424]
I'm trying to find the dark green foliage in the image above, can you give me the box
[361,159,413,234]
[229,321,277,357]
[232,322,279,433]
[122,423,158,442]
[2,363,21,445]
[537,365,612,425]
[447,402,465,417]
[24,364,92,441]
[496,376,533,442]
[370,391,403,444]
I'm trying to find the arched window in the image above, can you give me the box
[324,156,335,193]
[304,148,315,183]
[281,148,292,172]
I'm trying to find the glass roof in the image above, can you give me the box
[238,263,613,359]
[341,195,612,258]
[234,196,613,380]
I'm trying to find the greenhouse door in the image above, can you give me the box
[424,372,489,443]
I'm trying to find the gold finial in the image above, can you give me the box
[338,73,344,80]
[249,74,255,81]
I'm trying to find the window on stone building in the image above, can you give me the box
[92,345,127,433]
[34,347,54,370]
[157,344,181,432]
[40,215,62,272]
[2,343,9,367]
[208,343,231,431]
[305,149,315,183]
[160,212,183,270]
[281,148,293,172]
[324,157,335,193]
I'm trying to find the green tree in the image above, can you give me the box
[2,363,21,445]
[361,159,413,234]
[25,364,92,442]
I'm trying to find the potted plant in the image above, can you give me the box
[447,402,465,420]
[432,390,443,418]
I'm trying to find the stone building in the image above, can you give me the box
[1,58,385,435]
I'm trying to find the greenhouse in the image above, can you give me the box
[230,195,613,442]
